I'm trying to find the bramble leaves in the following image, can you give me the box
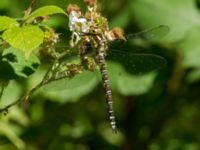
[2,25,44,58]
[0,6,66,58]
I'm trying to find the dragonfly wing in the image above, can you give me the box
[108,25,169,49]
[126,25,169,40]
[106,49,167,75]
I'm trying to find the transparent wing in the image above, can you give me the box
[106,25,168,74]
[106,49,167,75]
[126,25,169,40]
[108,25,169,49]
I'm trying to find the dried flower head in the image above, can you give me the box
[44,29,59,44]
[35,15,50,23]
[84,0,97,7]
[66,4,81,15]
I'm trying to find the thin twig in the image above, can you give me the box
[0,81,43,113]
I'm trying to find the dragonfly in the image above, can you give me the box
[41,24,169,134]
[41,3,169,133]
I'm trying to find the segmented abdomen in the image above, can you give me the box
[98,52,117,133]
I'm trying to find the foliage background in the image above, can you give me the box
[0,0,200,149]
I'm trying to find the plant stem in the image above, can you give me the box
[0,51,81,113]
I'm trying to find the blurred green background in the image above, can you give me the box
[1,0,200,149]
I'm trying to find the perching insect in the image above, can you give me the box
[42,1,169,134]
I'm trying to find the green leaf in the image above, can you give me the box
[26,5,66,22]
[108,62,156,95]
[0,47,40,79]
[131,0,200,43]
[2,25,44,58]
[0,16,19,31]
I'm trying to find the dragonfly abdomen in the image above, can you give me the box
[98,52,117,134]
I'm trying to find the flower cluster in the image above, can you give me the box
[67,0,125,47]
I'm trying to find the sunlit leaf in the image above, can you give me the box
[0,16,19,31]
[2,25,44,58]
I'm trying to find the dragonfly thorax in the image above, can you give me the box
[78,34,108,70]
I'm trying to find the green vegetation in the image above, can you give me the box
[0,0,200,149]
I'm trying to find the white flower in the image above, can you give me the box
[69,11,91,33]
[69,11,92,45]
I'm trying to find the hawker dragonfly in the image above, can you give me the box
[40,2,169,133]
[41,24,169,134]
